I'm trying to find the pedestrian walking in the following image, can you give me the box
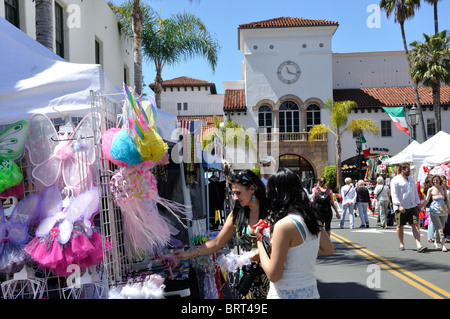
[339,177,356,229]
[419,175,449,252]
[356,180,370,228]
[374,176,391,229]
[390,162,428,253]
[312,177,340,235]
[255,168,334,299]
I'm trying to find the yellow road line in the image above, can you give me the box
[331,232,450,299]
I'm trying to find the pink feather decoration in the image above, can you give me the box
[110,162,188,257]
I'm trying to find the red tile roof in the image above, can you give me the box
[333,86,450,107]
[149,76,217,94]
[239,17,339,29]
[223,89,246,111]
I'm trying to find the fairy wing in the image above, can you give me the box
[70,112,99,164]
[9,194,40,226]
[62,113,99,188]
[64,187,99,223]
[25,114,57,166]
[26,114,61,186]
[0,120,29,162]
[39,186,63,219]
[58,218,73,244]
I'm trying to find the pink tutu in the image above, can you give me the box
[24,234,66,273]
[25,227,112,277]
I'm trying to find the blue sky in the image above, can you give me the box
[111,0,450,96]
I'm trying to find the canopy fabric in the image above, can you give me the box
[0,17,120,126]
[419,131,450,165]
[387,140,421,165]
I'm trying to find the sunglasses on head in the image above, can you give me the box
[235,172,251,184]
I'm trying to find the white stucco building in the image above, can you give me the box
[152,17,450,186]
[0,0,134,89]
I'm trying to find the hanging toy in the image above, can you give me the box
[110,163,188,258]
[25,186,108,276]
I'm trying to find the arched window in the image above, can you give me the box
[279,101,300,133]
[258,105,272,133]
[306,104,321,131]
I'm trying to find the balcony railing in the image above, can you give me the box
[258,132,327,142]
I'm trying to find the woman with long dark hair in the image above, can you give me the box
[255,168,334,299]
[174,169,269,298]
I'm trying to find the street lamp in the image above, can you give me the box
[355,136,362,180]
[408,105,420,140]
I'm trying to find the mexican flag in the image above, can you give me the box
[360,135,371,157]
[382,107,410,136]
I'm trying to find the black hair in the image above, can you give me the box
[229,170,268,238]
[266,168,323,237]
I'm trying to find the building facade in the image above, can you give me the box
[152,17,450,188]
[1,0,134,89]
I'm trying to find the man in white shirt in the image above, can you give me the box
[339,177,356,229]
[260,156,276,187]
[390,162,428,252]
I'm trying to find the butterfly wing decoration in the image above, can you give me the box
[35,186,99,245]
[61,113,100,189]
[26,113,99,191]
[0,120,30,162]
[35,186,66,241]
[6,194,40,245]
[0,194,40,245]
[64,187,99,237]
[25,114,61,187]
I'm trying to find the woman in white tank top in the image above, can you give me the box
[255,168,334,299]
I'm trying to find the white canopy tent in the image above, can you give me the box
[0,16,179,142]
[387,140,421,165]
[0,16,121,126]
[419,131,450,165]
[411,131,450,164]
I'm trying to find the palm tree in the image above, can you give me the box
[379,0,428,141]
[141,10,220,108]
[109,0,149,96]
[109,0,201,97]
[424,0,441,34]
[309,98,379,189]
[409,31,450,132]
[35,0,53,51]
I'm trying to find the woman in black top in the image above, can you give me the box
[356,180,370,228]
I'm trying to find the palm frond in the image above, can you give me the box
[309,124,332,146]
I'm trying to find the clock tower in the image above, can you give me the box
[231,17,339,186]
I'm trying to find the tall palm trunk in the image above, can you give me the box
[432,1,438,34]
[433,84,441,131]
[154,71,163,109]
[400,22,427,141]
[35,0,53,51]
[132,0,143,96]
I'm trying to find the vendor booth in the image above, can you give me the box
[0,15,248,300]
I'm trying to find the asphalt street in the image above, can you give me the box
[316,213,450,299]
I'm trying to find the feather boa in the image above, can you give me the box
[110,162,188,258]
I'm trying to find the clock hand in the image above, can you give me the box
[285,66,296,75]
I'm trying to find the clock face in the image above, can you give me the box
[277,60,301,84]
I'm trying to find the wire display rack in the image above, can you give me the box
[90,91,131,295]
[0,112,106,299]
